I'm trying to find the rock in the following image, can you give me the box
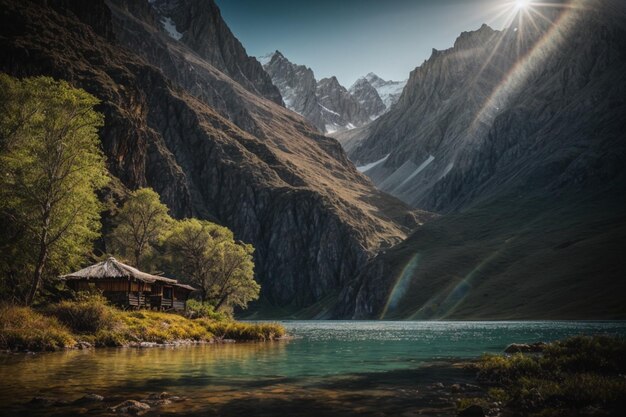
[458,405,485,417]
[504,342,546,354]
[75,341,93,349]
[29,396,58,406]
[450,383,463,392]
[109,400,151,415]
[146,399,171,407]
[430,382,445,389]
[168,396,184,402]
[146,392,169,400]
[74,394,104,404]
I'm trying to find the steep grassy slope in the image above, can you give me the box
[338,190,626,319]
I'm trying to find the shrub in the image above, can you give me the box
[541,335,626,374]
[185,299,227,321]
[0,304,75,351]
[475,336,626,412]
[48,292,116,333]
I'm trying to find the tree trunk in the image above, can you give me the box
[214,293,229,311]
[134,248,141,269]
[26,232,48,306]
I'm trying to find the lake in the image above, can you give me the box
[1,321,625,416]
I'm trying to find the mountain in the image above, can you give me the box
[348,77,386,120]
[316,76,371,133]
[0,0,426,316]
[335,1,626,319]
[330,74,406,151]
[261,51,380,133]
[359,73,406,110]
[151,0,283,106]
[258,51,321,130]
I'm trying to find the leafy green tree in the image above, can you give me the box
[0,74,109,305]
[165,218,259,312]
[109,188,173,269]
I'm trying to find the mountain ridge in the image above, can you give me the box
[261,51,405,134]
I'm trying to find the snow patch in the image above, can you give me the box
[357,154,390,173]
[319,103,340,117]
[161,17,183,40]
[325,124,339,134]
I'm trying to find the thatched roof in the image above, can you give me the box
[61,257,196,291]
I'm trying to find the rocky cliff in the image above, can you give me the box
[151,0,283,105]
[0,0,425,316]
[260,51,323,131]
[337,0,626,319]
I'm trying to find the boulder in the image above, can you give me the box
[74,393,104,404]
[504,342,546,354]
[109,400,150,415]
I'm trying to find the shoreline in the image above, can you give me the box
[1,335,295,355]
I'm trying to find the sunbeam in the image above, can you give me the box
[470,1,585,132]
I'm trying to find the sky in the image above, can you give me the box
[215,0,518,86]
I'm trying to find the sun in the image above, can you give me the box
[515,0,531,9]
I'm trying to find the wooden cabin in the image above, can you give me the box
[61,257,196,310]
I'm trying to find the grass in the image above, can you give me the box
[0,305,76,351]
[198,320,286,341]
[0,299,287,351]
[473,335,626,415]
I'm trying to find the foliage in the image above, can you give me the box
[476,336,626,413]
[0,304,75,351]
[165,218,260,312]
[109,188,173,270]
[0,74,108,305]
[47,292,116,333]
[185,299,228,321]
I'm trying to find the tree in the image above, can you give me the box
[165,218,259,312]
[0,74,109,305]
[109,188,173,269]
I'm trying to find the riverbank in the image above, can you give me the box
[0,302,286,352]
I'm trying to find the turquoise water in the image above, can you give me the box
[1,321,625,416]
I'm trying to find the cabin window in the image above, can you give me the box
[163,287,172,299]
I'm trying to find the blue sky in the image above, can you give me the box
[215,0,516,86]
